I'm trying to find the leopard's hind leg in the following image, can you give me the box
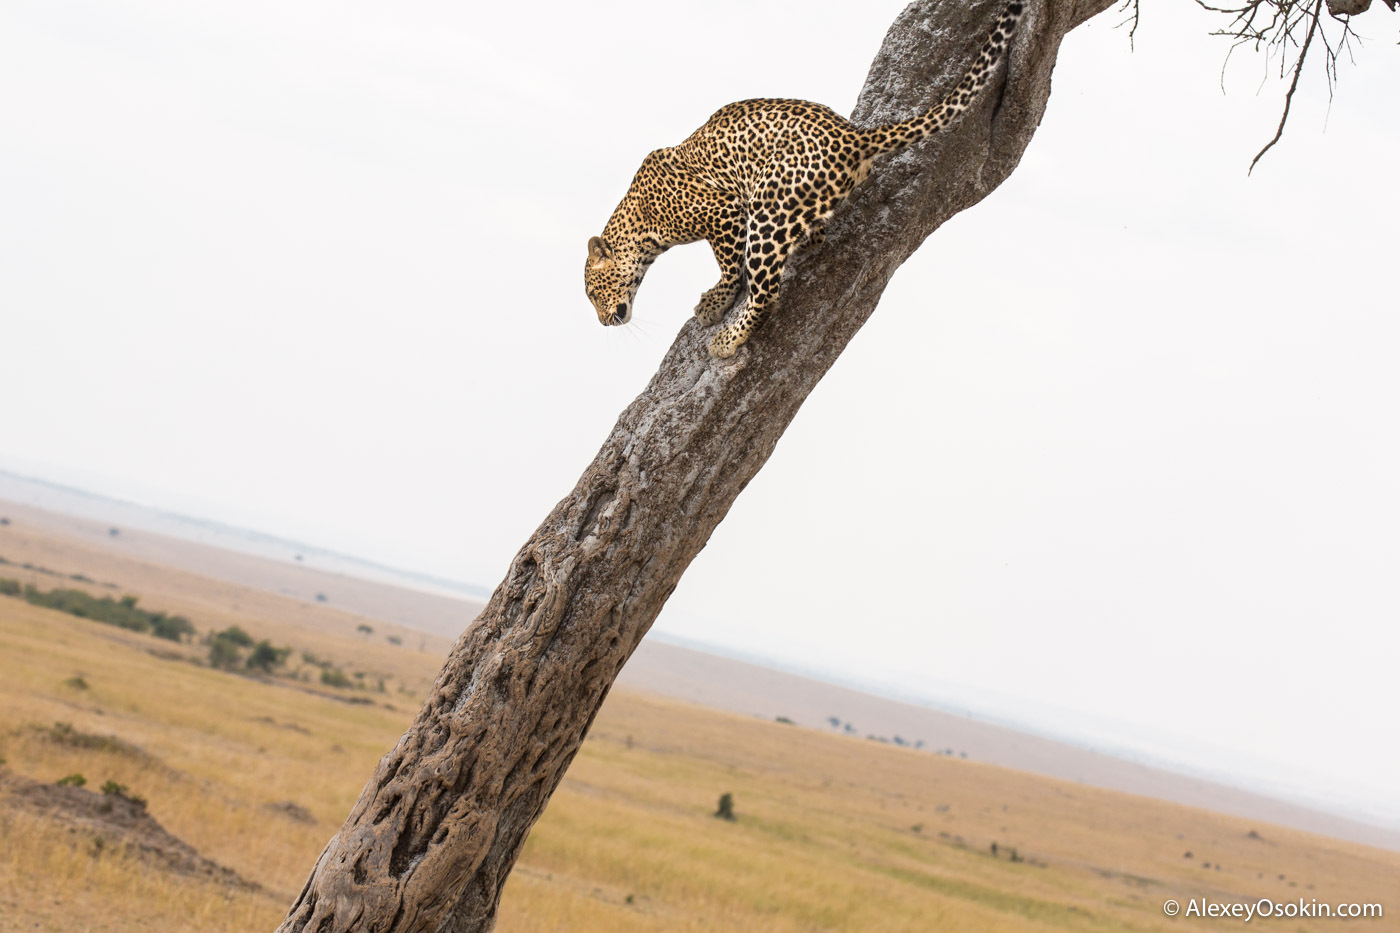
[708,192,827,359]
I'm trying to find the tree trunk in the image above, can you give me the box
[278,0,1114,929]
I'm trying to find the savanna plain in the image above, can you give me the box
[0,515,1395,932]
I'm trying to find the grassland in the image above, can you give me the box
[0,521,1395,932]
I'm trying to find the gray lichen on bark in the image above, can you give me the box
[277,1,1116,930]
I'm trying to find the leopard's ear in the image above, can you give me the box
[588,236,610,262]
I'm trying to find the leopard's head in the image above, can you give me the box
[584,235,641,326]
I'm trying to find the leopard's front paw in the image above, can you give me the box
[694,290,732,327]
[805,224,826,248]
[708,327,743,360]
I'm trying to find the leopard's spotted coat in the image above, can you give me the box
[585,1,1025,359]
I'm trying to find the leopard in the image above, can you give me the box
[584,0,1025,359]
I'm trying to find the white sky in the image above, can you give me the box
[2,0,1397,824]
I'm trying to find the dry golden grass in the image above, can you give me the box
[0,523,1396,932]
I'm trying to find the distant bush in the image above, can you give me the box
[209,635,245,670]
[57,773,87,787]
[63,676,89,691]
[41,722,143,757]
[356,623,373,635]
[15,585,193,642]
[775,716,795,725]
[0,578,20,597]
[149,613,195,642]
[386,635,402,646]
[216,625,254,647]
[714,792,736,821]
[320,667,353,688]
[100,780,146,809]
[245,640,291,673]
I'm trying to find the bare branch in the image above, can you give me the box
[1249,0,1323,172]
[1195,0,1389,168]
[1117,0,1143,49]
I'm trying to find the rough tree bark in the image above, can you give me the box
[278,0,1114,929]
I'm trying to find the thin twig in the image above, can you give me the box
[1116,0,1143,49]
[1249,0,1323,173]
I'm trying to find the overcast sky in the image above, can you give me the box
[2,0,1397,825]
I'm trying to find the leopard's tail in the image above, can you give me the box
[859,0,1025,157]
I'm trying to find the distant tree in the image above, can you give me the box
[209,635,243,670]
[320,668,353,689]
[714,793,736,821]
[149,612,195,642]
[826,716,841,729]
[356,624,374,636]
[246,640,291,673]
[217,625,254,647]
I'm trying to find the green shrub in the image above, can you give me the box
[216,625,254,647]
[63,676,89,691]
[100,780,146,809]
[149,613,195,642]
[57,773,87,787]
[714,792,736,821]
[17,585,193,641]
[320,667,352,688]
[246,640,290,673]
[209,635,244,670]
[0,578,20,597]
[40,722,142,757]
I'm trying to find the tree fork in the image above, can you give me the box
[278,0,1114,929]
